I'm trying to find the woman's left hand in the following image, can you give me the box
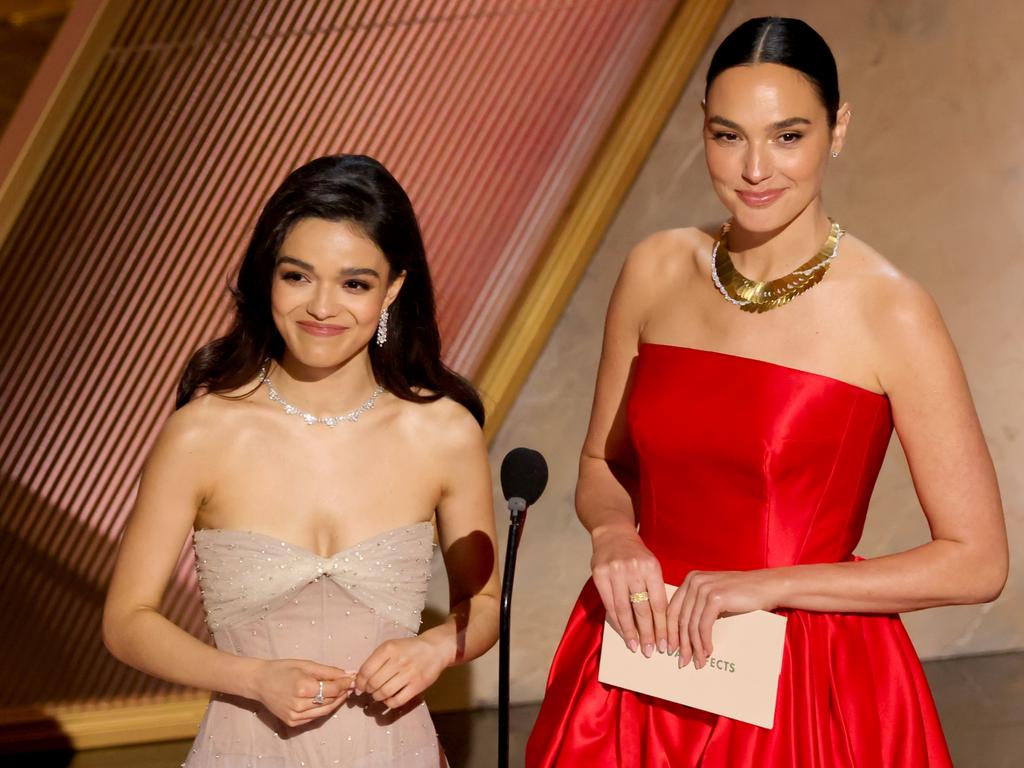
[667,569,785,668]
[355,635,450,710]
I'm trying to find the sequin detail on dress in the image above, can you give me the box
[183,522,446,767]
[193,522,434,634]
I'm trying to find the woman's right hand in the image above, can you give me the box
[250,658,355,727]
[590,525,668,658]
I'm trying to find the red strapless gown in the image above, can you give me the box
[526,344,952,767]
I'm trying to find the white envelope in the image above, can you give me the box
[597,585,788,729]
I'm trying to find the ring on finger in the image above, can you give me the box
[312,680,326,705]
[629,591,650,604]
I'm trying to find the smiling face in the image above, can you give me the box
[703,62,848,233]
[270,217,404,371]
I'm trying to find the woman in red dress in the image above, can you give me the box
[526,17,1007,767]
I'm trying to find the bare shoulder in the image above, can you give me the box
[620,227,712,285]
[151,396,218,459]
[390,394,486,457]
[835,235,944,336]
[155,386,259,461]
[613,228,714,332]
[835,235,953,390]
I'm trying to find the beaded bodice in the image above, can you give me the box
[193,521,435,635]
[184,521,444,767]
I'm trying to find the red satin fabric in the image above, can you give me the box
[526,344,952,767]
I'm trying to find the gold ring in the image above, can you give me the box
[629,591,649,604]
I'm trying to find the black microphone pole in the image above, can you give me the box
[498,448,548,768]
[499,495,527,768]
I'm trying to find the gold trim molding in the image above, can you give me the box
[0,0,71,26]
[0,695,209,751]
[477,0,730,439]
[0,0,129,248]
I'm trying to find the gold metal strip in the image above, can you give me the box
[0,0,71,26]
[0,696,208,751]
[0,0,131,249]
[476,0,732,439]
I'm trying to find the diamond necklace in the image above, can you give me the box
[711,219,844,313]
[259,366,385,426]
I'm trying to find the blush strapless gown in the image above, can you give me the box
[526,344,952,767]
[184,521,446,767]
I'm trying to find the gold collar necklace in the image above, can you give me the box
[711,220,844,313]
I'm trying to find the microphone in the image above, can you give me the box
[498,447,548,768]
[500,446,549,518]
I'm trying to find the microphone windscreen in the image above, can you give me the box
[500,447,549,505]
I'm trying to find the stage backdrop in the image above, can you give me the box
[0,0,736,747]
[491,0,1024,707]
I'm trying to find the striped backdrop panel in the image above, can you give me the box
[0,0,677,707]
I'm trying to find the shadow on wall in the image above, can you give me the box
[0,471,203,716]
[421,605,475,766]
[420,527,499,767]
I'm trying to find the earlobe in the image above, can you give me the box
[829,103,852,158]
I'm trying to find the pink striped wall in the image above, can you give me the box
[0,0,677,707]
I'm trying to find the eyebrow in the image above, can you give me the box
[277,255,381,279]
[707,115,812,131]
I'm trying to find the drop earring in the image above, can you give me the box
[376,307,389,346]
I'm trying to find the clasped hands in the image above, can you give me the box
[252,634,449,727]
[591,526,783,668]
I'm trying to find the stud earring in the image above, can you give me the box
[376,307,389,346]
[831,151,840,158]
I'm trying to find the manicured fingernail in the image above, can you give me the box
[628,638,639,653]
[658,640,667,654]
[354,688,362,696]
[642,643,653,658]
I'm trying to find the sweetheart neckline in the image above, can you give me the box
[193,520,434,560]
[639,342,888,399]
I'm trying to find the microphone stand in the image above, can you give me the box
[499,497,527,768]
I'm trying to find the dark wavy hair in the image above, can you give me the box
[176,154,484,426]
[706,17,840,128]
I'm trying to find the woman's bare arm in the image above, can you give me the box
[770,276,1007,609]
[578,234,688,658]
[103,403,351,725]
[673,276,1008,666]
[102,405,258,693]
[355,402,500,708]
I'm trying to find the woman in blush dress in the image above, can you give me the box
[526,17,1007,768]
[103,155,499,767]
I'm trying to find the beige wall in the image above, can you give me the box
[426,0,1024,708]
